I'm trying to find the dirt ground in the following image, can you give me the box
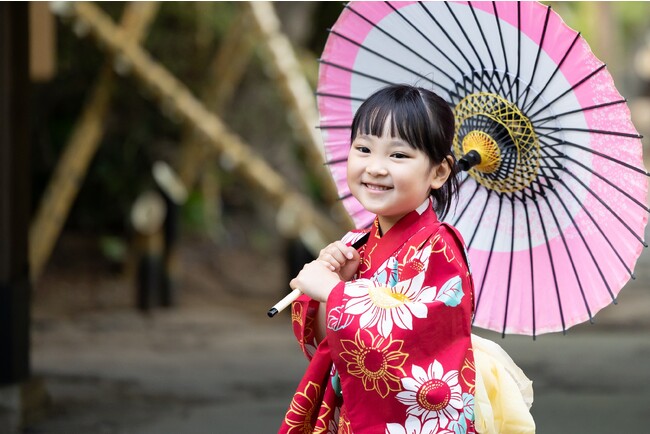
[15,227,650,433]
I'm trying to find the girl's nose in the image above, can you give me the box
[365,162,388,176]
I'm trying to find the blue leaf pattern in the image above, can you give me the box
[434,275,464,307]
[462,392,475,422]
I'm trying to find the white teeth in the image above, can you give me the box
[364,183,390,191]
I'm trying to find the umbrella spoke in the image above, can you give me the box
[532,199,567,334]
[318,124,351,130]
[318,59,394,86]
[382,2,474,98]
[444,2,494,92]
[533,99,627,125]
[527,64,607,120]
[316,92,365,103]
[324,157,348,166]
[522,200,537,339]
[339,192,353,201]
[536,125,642,139]
[518,5,551,110]
[560,166,648,247]
[523,32,581,115]
[466,2,497,70]
[489,1,516,102]
[552,150,650,213]
[326,29,452,96]
[555,178,636,279]
[473,194,504,324]
[451,180,481,227]
[541,137,649,177]
[418,2,496,95]
[501,198,516,337]
[542,190,595,324]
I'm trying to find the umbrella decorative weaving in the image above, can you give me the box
[317,1,648,337]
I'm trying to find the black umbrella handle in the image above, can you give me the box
[458,150,482,171]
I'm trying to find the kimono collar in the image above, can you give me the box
[363,198,440,277]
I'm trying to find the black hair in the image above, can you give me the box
[350,84,459,218]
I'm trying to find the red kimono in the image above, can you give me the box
[280,203,476,434]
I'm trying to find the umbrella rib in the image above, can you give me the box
[417,2,494,95]
[555,177,636,280]
[522,200,537,339]
[490,1,515,102]
[451,180,481,228]
[318,124,351,130]
[541,138,649,177]
[542,190,595,324]
[523,31,581,114]
[316,92,365,103]
[326,29,449,94]
[560,166,648,247]
[555,151,650,213]
[381,1,473,98]
[473,194,504,323]
[324,157,348,166]
[468,2,497,71]
[518,5,551,110]
[531,199,567,334]
[528,64,607,120]
[467,190,493,250]
[536,126,642,140]
[318,59,394,86]
[444,2,490,77]
[322,30,460,97]
[533,99,627,125]
[516,2,522,102]
[501,199,516,337]
[445,2,499,93]
[339,192,353,201]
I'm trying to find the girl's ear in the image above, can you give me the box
[430,155,453,190]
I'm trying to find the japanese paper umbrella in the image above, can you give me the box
[317,1,649,337]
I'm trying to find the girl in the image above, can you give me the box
[279,85,534,434]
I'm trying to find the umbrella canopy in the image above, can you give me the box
[317,1,648,337]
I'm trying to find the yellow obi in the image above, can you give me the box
[472,334,536,434]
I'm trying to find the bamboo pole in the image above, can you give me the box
[243,2,354,229]
[177,9,254,189]
[29,2,160,281]
[56,1,343,254]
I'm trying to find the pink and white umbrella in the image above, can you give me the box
[317,1,648,337]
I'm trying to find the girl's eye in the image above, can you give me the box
[355,146,370,153]
[391,153,409,159]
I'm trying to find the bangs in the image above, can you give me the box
[351,90,430,153]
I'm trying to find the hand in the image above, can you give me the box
[290,260,342,303]
[318,241,360,282]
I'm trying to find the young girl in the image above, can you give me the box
[279,85,534,434]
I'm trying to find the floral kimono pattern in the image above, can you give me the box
[280,204,476,434]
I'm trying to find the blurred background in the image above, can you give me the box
[1,2,650,433]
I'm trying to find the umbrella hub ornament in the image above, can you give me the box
[453,92,541,194]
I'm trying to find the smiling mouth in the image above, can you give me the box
[363,183,392,191]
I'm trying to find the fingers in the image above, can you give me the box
[318,241,356,271]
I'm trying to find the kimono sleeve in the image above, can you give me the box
[289,229,369,361]
[427,223,474,315]
[290,294,321,360]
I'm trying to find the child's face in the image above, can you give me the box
[347,126,450,233]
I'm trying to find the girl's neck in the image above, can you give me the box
[377,198,431,235]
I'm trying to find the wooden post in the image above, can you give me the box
[29,2,160,281]
[0,1,31,388]
[56,1,344,255]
